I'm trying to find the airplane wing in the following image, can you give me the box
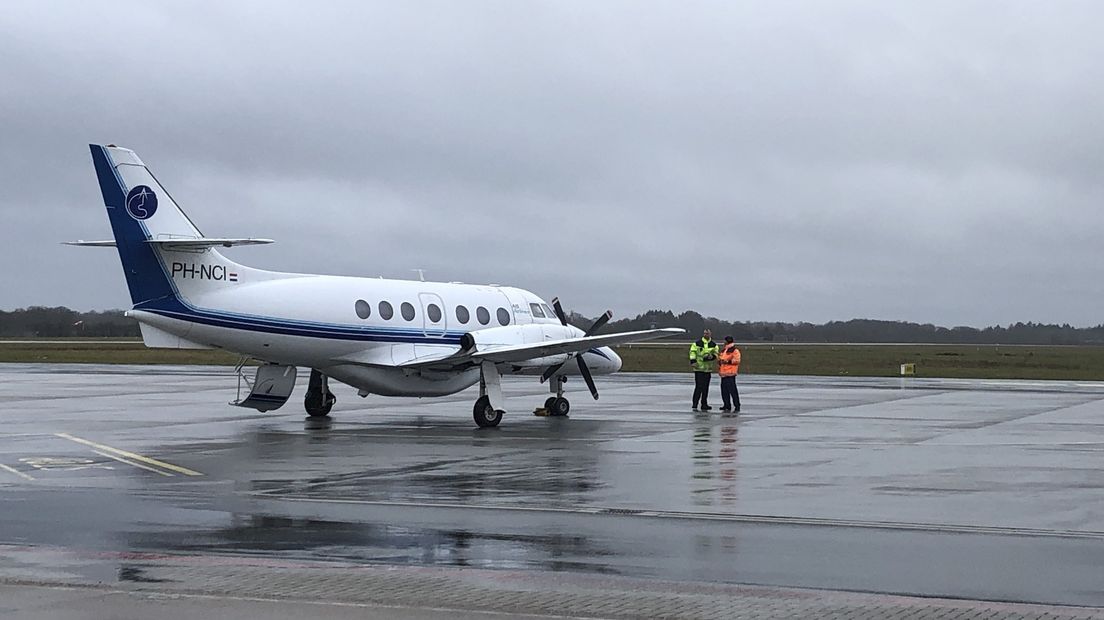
[399,328,684,369]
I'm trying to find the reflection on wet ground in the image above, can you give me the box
[692,419,740,508]
[2,364,1104,608]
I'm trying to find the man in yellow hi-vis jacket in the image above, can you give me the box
[689,329,719,411]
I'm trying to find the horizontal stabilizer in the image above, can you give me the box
[64,238,273,250]
[147,238,274,249]
[63,240,117,247]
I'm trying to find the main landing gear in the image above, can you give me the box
[305,369,336,417]
[473,395,502,428]
[544,375,570,417]
[474,361,506,428]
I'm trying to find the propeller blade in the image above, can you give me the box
[577,356,599,400]
[551,297,568,326]
[586,310,613,337]
[541,362,565,383]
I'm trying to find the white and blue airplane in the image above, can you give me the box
[70,144,682,427]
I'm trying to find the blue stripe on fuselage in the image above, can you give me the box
[139,296,464,345]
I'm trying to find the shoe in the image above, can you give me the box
[692,406,699,412]
[702,405,713,411]
[720,407,731,412]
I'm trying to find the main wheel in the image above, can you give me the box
[549,397,570,417]
[473,395,503,428]
[544,396,557,411]
[305,393,335,418]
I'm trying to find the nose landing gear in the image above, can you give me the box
[543,375,570,417]
[305,369,336,417]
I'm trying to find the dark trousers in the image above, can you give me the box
[693,372,712,407]
[721,375,740,410]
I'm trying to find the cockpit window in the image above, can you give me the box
[542,304,556,320]
[530,303,545,318]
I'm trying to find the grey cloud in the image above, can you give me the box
[2,1,1103,326]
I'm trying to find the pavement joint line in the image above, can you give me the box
[0,463,34,481]
[54,433,203,477]
[2,570,1102,620]
[251,494,1104,540]
[0,581,585,620]
[89,449,174,477]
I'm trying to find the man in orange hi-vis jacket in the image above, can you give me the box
[718,336,741,413]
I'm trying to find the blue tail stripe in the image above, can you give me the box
[90,145,177,306]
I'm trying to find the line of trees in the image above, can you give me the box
[4,306,1104,345]
[0,307,139,338]
[579,310,1104,346]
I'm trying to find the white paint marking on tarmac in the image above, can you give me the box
[0,463,34,481]
[90,449,174,477]
[54,433,203,477]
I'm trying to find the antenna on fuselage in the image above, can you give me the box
[411,268,426,282]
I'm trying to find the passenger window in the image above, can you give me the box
[456,305,470,324]
[497,308,510,326]
[427,303,442,323]
[355,299,371,319]
[476,306,490,325]
[379,301,394,320]
[401,302,416,321]
[529,303,545,318]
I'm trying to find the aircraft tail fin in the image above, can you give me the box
[88,144,254,308]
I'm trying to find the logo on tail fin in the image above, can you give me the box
[125,185,158,220]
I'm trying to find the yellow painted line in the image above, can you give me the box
[54,433,203,477]
[0,463,35,481]
[90,449,174,477]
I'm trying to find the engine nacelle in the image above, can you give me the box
[460,323,577,352]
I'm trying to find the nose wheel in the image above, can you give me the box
[541,375,571,417]
[543,396,570,417]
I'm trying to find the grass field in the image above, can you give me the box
[3,339,1104,381]
[0,340,240,365]
[615,343,1104,380]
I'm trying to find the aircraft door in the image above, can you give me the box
[496,288,531,325]
[418,292,447,337]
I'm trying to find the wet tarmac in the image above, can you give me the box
[2,364,1104,616]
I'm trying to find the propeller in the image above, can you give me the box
[551,297,568,326]
[576,355,598,400]
[540,299,613,400]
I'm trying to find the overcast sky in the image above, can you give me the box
[2,1,1102,326]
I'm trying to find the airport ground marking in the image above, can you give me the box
[54,433,203,477]
[89,449,174,477]
[0,463,34,481]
